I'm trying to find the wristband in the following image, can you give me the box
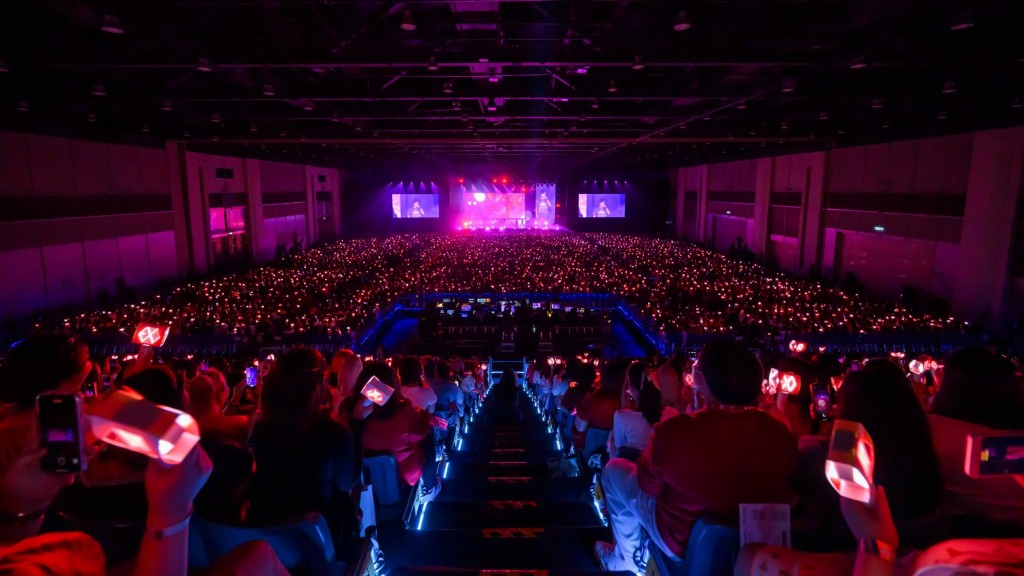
[147,507,192,539]
[858,538,895,561]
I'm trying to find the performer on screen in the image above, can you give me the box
[537,191,552,217]
[406,199,426,218]
[592,199,612,218]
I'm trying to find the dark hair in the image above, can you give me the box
[837,359,942,519]
[697,340,763,406]
[260,347,325,435]
[931,347,1024,430]
[599,358,630,395]
[626,362,647,393]
[494,368,518,406]
[636,369,663,427]
[0,335,84,408]
[397,356,424,387]
[436,360,450,380]
[124,366,183,410]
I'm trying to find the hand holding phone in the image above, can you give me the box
[812,384,832,422]
[36,392,87,473]
[965,432,1024,478]
[245,366,258,388]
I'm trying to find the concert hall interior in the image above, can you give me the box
[0,2,1023,576]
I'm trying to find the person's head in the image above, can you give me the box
[202,368,230,406]
[837,359,942,518]
[574,362,598,391]
[0,335,91,409]
[598,199,607,207]
[499,369,518,388]
[123,365,184,410]
[632,364,664,426]
[187,374,219,414]
[412,200,421,208]
[931,347,1024,429]
[436,360,450,380]
[693,340,762,407]
[599,358,629,395]
[331,349,363,397]
[397,356,424,387]
[260,347,327,430]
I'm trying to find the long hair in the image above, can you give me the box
[260,348,326,437]
[931,347,1024,430]
[636,372,663,427]
[837,359,942,519]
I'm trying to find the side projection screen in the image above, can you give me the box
[392,194,440,218]
[578,194,626,218]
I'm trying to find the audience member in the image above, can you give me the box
[248,348,358,541]
[595,340,799,573]
[928,347,1024,530]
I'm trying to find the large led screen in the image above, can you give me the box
[462,192,526,219]
[392,194,440,218]
[578,193,626,218]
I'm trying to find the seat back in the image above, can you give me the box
[362,454,401,506]
[583,427,611,458]
[647,517,740,576]
[188,513,335,572]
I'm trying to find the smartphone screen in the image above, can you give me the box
[965,432,1024,477]
[812,385,831,421]
[245,366,258,388]
[37,394,86,473]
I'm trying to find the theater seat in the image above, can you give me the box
[188,512,338,574]
[648,517,740,576]
[362,454,402,506]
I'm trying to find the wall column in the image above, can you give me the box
[799,152,828,273]
[953,126,1024,328]
[695,165,709,243]
[166,142,191,277]
[751,157,773,256]
[244,158,271,263]
[674,168,686,239]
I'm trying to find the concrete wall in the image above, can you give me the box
[674,127,1024,330]
[0,131,344,322]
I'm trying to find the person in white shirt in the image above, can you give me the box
[397,356,436,413]
[609,362,677,461]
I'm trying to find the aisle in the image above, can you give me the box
[385,381,631,575]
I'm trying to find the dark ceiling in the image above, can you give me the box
[1,0,1022,171]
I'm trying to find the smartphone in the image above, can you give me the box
[101,374,113,394]
[360,375,395,406]
[199,360,210,372]
[825,420,874,504]
[245,366,258,388]
[965,432,1024,478]
[82,380,97,398]
[36,393,87,473]
[812,384,831,421]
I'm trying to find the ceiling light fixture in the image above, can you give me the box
[17,101,28,112]
[486,98,498,112]
[100,14,124,35]
[818,111,829,120]
[937,110,948,120]
[141,124,150,133]
[443,81,454,94]
[1011,98,1023,109]
[0,59,8,73]
[196,58,212,72]
[426,56,439,71]
[736,102,748,110]
[263,84,275,97]
[942,80,957,94]
[399,10,416,31]
[86,112,96,122]
[632,55,645,70]
[871,98,884,109]
[781,79,795,93]
[781,120,789,130]
[250,123,258,133]
[607,80,618,93]
[673,11,691,32]
[591,99,600,109]
[210,113,221,123]
[161,101,173,112]
[92,83,106,96]
[850,57,867,70]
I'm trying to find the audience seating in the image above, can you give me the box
[362,454,402,507]
[647,517,741,576]
[188,513,339,575]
